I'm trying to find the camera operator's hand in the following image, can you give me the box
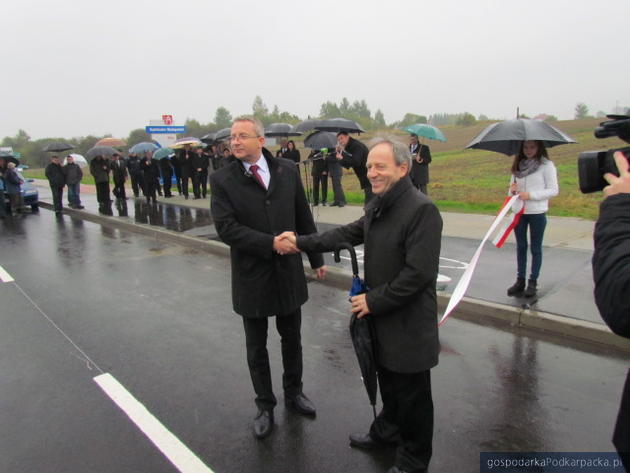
[603,151,630,196]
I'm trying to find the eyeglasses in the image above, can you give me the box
[229,133,259,142]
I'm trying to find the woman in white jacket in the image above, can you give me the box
[506,140,559,298]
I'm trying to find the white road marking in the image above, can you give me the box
[0,264,14,283]
[94,373,214,473]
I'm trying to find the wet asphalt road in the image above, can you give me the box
[37,186,601,324]
[1,210,628,473]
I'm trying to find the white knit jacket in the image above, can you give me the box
[511,159,559,214]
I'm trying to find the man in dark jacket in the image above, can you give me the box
[409,134,432,194]
[110,153,128,201]
[45,155,66,215]
[280,136,442,473]
[177,146,194,199]
[309,149,328,206]
[336,132,373,205]
[159,156,174,198]
[210,116,326,440]
[593,150,630,471]
[90,154,112,214]
[63,155,84,209]
[126,153,144,197]
[140,152,160,204]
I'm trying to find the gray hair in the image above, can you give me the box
[367,135,412,169]
[233,116,264,138]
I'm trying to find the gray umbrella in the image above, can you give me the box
[264,123,302,138]
[314,118,365,134]
[43,142,74,152]
[129,142,159,155]
[304,131,338,150]
[86,146,118,159]
[215,127,232,142]
[294,119,322,133]
[200,132,217,144]
[466,118,576,156]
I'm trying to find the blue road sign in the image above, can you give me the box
[146,126,187,134]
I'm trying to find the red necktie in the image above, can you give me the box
[249,164,267,189]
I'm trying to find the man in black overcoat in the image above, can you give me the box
[45,155,66,215]
[409,134,432,195]
[336,132,374,205]
[279,136,442,473]
[592,150,630,471]
[210,117,327,440]
[110,153,128,201]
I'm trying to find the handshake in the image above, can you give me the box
[273,231,300,255]
[273,232,328,281]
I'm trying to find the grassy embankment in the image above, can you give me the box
[24,118,619,219]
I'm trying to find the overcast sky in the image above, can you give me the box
[2,0,628,140]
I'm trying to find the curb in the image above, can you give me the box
[40,202,630,353]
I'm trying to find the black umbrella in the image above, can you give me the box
[294,119,322,133]
[215,127,232,142]
[86,146,118,159]
[314,118,365,134]
[304,131,338,150]
[200,132,217,144]
[0,151,19,165]
[334,242,377,418]
[466,118,576,156]
[43,142,74,152]
[264,123,302,138]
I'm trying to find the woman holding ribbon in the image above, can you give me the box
[506,140,559,298]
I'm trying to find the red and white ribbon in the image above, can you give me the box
[439,195,520,326]
[492,196,525,248]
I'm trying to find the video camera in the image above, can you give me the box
[578,114,630,193]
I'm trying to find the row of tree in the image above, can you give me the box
[5,97,619,168]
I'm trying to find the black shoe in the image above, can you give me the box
[338,203,345,207]
[507,277,525,297]
[313,202,319,206]
[386,467,410,473]
[253,409,274,439]
[184,195,189,200]
[523,279,537,298]
[329,202,340,207]
[349,432,392,450]
[76,205,85,209]
[285,393,316,416]
[322,202,327,206]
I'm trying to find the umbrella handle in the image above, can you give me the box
[334,243,359,275]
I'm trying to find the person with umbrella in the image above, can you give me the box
[45,155,66,215]
[408,134,432,194]
[309,148,328,206]
[126,153,145,198]
[278,136,443,473]
[336,132,373,205]
[140,151,160,204]
[63,155,84,209]
[505,140,559,299]
[110,153,128,202]
[210,116,326,440]
[90,153,112,214]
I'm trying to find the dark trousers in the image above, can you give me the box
[67,183,81,207]
[242,309,303,411]
[113,180,126,200]
[130,173,144,197]
[370,367,433,473]
[50,185,63,212]
[312,174,328,204]
[181,173,191,197]
[162,173,173,197]
[145,180,157,203]
[0,189,6,217]
[200,170,208,198]
[328,161,346,205]
[192,171,201,198]
[95,182,111,205]
[514,213,547,280]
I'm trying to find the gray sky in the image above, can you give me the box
[2,0,628,140]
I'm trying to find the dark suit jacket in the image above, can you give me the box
[340,137,370,189]
[409,143,432,187]
[210,148,324,318]
[111,159,128,184]
[297,177,442,373]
